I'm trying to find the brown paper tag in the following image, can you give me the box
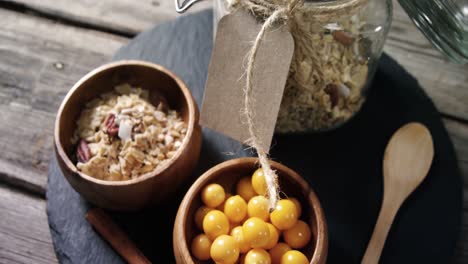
[201,10,294,150]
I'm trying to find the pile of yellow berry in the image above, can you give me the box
[191,169,312,264]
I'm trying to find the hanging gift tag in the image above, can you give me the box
[201,10,294,150]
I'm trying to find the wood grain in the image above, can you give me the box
[2,0,467,120]
[0,0,212,35]
[0,8,126,194]
[0,1,466,263]
[0,0,465,198]
[385,3,468,121]
[0,183,57,264]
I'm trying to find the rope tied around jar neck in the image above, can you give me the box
[228,0,368,20]
[230,0,368,210]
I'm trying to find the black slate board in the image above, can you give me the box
[47,9,462,264]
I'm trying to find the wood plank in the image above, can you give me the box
[0,8,127,194]
[0,1,466,200]
[0,184,57,263]
[4,0,468,120]
[0,3,466,262]
[1,0,212,35]
[384,2,468,121]
[0,1,465,194]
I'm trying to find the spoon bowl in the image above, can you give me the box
[362,122,434,264]
[383,122,435,203]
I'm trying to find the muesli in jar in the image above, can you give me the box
[215,0,392,132]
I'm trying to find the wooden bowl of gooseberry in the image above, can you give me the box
[173,158,328,264]
[54,60,202,211]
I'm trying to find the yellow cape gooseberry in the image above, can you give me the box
[194,206,212,230]
[289,197,302,218]
[242,217,270,248]
[217,193,233,211]
[251,168,267,195]
[191,233,212,260]
[224,195,247,223]
[203,210,230,240]
[263,223,280,250]
[201,183,226,208]
[270,199,298,230]
[210,235,239,264]
[283,220,311,249]
[281,250,308,264]
[244,248,271,264]
[247,195,270,221]
[236,177,257,201]
[269,243,291,264]
[230,226,251,253]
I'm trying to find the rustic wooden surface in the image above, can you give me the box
[0,0,466,263]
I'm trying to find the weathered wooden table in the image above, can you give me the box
[0,1,466,263]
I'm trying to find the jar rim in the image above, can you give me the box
[304,0,367,8]
[302,0,368,16]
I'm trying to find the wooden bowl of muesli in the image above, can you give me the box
[54,60,202,211]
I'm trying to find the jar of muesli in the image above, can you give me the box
[214,0,393,132]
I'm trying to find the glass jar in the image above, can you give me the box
[397,0,468,64]
[214,0,393,133]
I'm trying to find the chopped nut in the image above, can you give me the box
[166,151,176,159]
[165,134,174,145]
[133,123,143,133]
[114,83,132,95]
[103,113,119,137]
[77,139,91,163]
[139,163,155,174]
[170,130,181,138]
[157,153,165,160]
[154,111,166,122]
[174,121,185,130]
[332,30,355,46]
[143,115,155,125]
[156,97,169,112]
[157,133,165,142]
[325,84,339,108]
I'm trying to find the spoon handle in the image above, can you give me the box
[362,201,400,264]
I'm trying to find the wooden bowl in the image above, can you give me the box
[54,60,202,211]
[173,158,328,264]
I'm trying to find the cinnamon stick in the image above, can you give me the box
[85,208,151,264]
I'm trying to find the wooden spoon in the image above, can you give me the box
[362,123,434,264]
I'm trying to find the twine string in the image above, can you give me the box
[242,0,303,210]
[236,0,367,210]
